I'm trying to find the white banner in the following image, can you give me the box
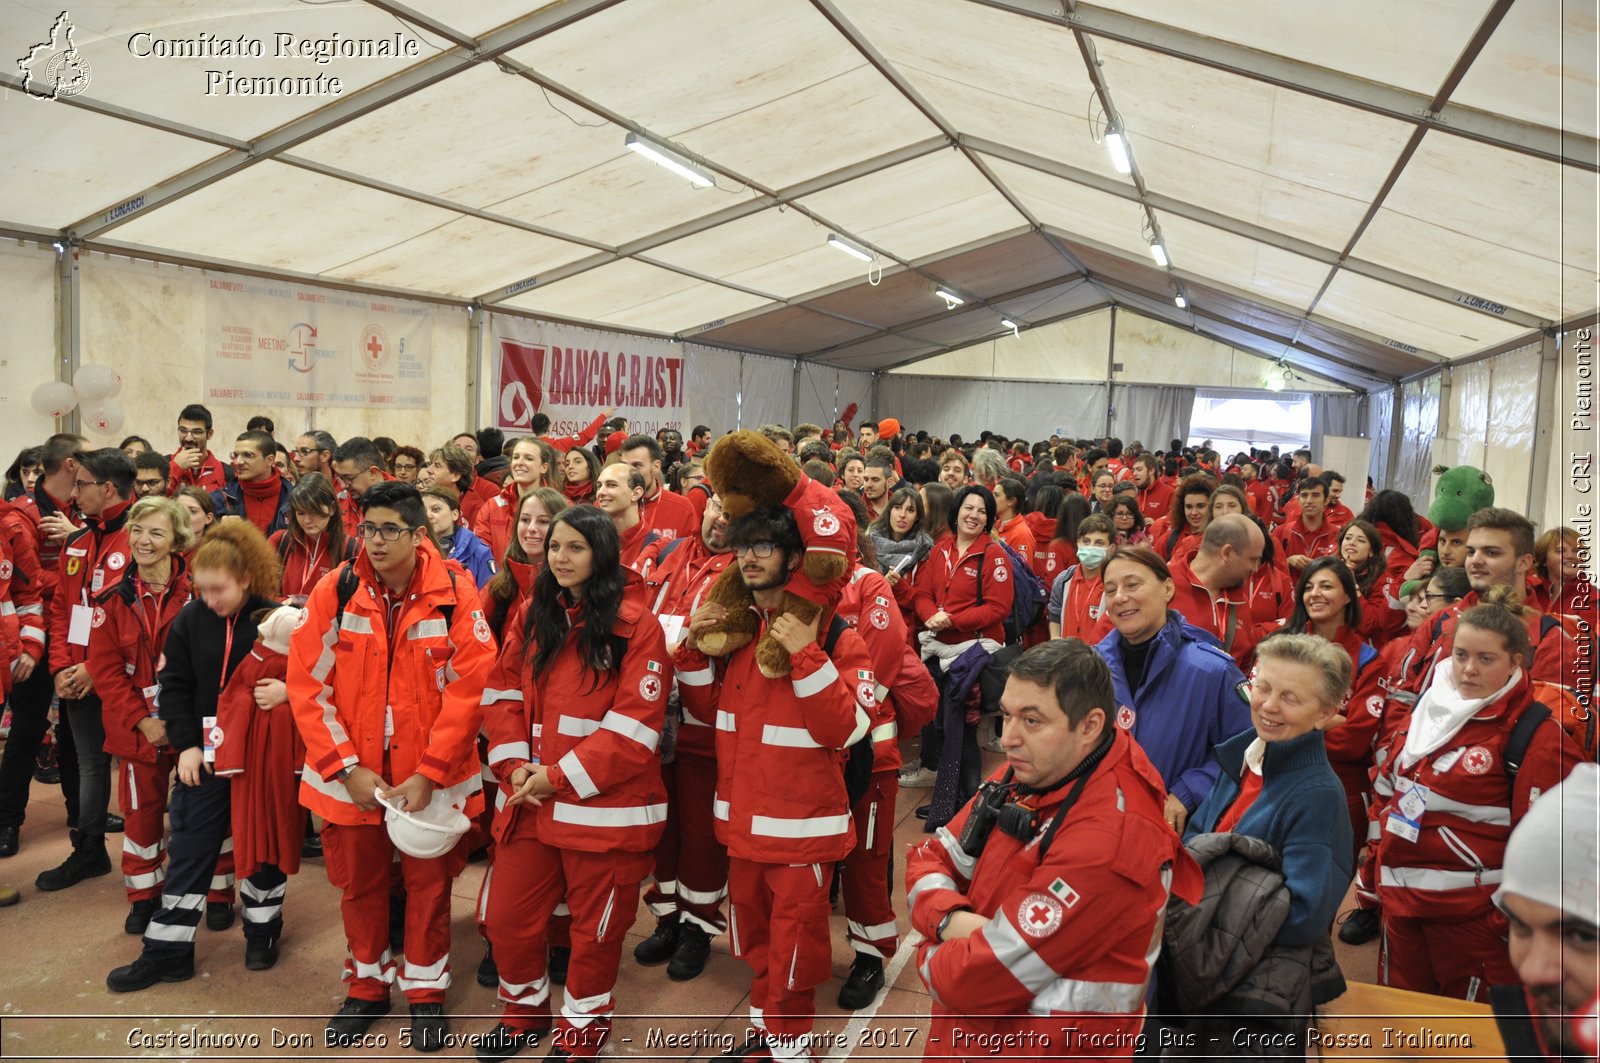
[491,316,686,437]
[204,273,433,409]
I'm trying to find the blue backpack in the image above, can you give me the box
[974,538,1048,644]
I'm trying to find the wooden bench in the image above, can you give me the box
[1314,982,1509,1060]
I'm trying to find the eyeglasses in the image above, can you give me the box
[1421,592,1459,604]
[177,428,208,439]
[73,479,107,491]
[334,472,359,486]
[355,522,416,542]
[734,542,777,559]
[294,446,318,456]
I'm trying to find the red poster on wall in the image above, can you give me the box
[492,318,685,436]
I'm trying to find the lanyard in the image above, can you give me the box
[298,535,326,593]
[218,613,238,696]
[132,574,167,659]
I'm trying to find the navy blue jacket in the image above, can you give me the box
[1187,728,1353,947]
[446,525,497,589]
[211,477,292,537]
[1095,611,1250,810]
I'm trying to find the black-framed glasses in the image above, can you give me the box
[177,428,208,439]
[356,522,416,542]
[72,479,107,491]
[735,542,777,559]
[294,446,318,456]
[1422,592,1459,604]
[334,472,360,486]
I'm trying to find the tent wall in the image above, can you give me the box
[1311,394,1367,476]
[878,375,1108,441]
[1445,342,1542,517]
[1365,387,1397,491]
[1111,385,1194,451]
[739,353,795,431]
[1391,373,1443,504]
[0,243,60,466]
[685,345,743,436]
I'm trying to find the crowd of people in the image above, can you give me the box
[0,405,1594,1061]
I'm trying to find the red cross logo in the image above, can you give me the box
[1462,746,1494,775]
[1016,892,1062,938]
[360,324,391,371]
[1029,904,1052,925]
[366,334,383,359]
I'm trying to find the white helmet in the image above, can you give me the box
[379,780,474,859]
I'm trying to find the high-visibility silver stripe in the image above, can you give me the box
[407,619,448,639]
[210,874,234,892]
[301,765,357,803]
[907,872,959,908]
[677,883,727,905]
[124,869,165,890]
[144,921,195,942]
[920,943,943,1006]
[871,721,898,743]
[561,989,613,1024]
[1030,975,1147,1014]
[715,710,736,732]
[308,618,356,755]
[339,612,373,635]
[550,801,668,828]
[792,660,839,698]
[242,904,283,923]
[713,798,730,820]
[122,835,163,860]
[749,812,851,839]
[678,665,714,688]
[240,880,287,903]
[874,683,890,704]
[497,974,550,1006]
[1426,794,1512,826]
[20,624,45,642]
[558,715,600,738]
[480,687,521,705]
[487,741,531,765]
[0,601,15,616]
[600,710,659,751]
[847,918,898,940]
[761,724,822,748]
[982,913,1058,993]
[1379,865,1502,890]
[558,749,598,799]
[846,705,870,746]
[936,826,978,880]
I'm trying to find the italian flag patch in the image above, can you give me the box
[1047,877,1081,908]
[857,669,872,680]
[646,660,662,673]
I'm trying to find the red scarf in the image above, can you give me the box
[240,472,282,533]
[563,480,594,503]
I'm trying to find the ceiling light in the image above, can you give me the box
[1174,294,1187,309]
[624,133,713,188]
[1149,241,1169,268]
[826,233,873,263]
[1105,130,1132,175]
[1001,318,1018,330]
[1265,371,1286,392]
[936,288,965,308]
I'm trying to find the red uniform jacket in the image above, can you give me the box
[1055,566,1113,645]
[648,536,734,759]
[1245,562,1295,630]
[1148,517,1201,562]
[541,414,607,455]
[676,617,875,864]
[1273,515,1338,566]
[914,537,1013,645]
[994,515,1035,566]
[0,502,46,666]
[50,500,132,674]
[86,560,192,762]
[482,579,670,853]
[1372,670,1579,919]
[1311,624,1386,787]
[1389,592,1583,703]
[779,472,857,611]
[471,480,524,565]
[906,731,1202,1058]
[287,543,493,826]
[271,530,356,602]
[1137,481,1174,522]
[1285,498,1355,533]
[638,485,698,542]
[167,449,230,495]
[838,565,905,774]
[214,643,306,877]
[1244,481,1274,525]
[461,477,498,527]
[12,487,77,617]
[1167,553,1257,668]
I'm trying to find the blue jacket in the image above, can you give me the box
[1186,728,1353,947]
[446,525,497,589]
[211,477,293,537]
[1095,611,1250,810]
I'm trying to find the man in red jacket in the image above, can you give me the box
[331,437,396,538]
[1273,475,1338,574]
[619,435,697,540]
[168,403,233,495]
[676,505,875,1063]
[1168,515,1265,669]
[905,639,1200,1058]
[38,448,136,892]
[1132,454,1172,522]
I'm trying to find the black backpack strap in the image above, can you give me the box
[821,613,849,656]
[440,567,457,630]
[1222,602,1240,654]
[276,530,293,563]
[331,561,360,631]
[1503,703,1552,781]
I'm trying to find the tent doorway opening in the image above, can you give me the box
[1188,394,1312,456]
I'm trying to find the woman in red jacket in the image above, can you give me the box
[86,495,212,935]
[1149,474,1213,561]
[560,448,598,505]
[474,438,558,565]
[1355,491,1423,645]
[477,505,669,1061]
[270,474,355,606]
[913,485,1014,649]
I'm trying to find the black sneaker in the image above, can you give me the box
[107,955,194,993]
[36,835,110,891]
[301,833,323,859]
[547,945,570,985]
[1337,908,1382,945]
[476,941,498,988]
[105,813,125,832]
[667,922,711,981]
[914,804,931,820]
[632,914,680,965]
[325,997,390,1047]
[474,1022,545,1063]
[124,899,158,935]
[838,953,886,1009]
[410,1003,447,1053]
[206,901,235,931]
[245,937,279,971]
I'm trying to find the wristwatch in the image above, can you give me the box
[936,908,968,943]
[335,766,355,783]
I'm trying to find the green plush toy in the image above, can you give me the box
[1427,464,1495,531]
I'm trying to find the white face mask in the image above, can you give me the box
[1078,545,1109,568]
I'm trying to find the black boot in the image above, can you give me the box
[36,831,110,891]
[1337,907,1382,945]
[125,898,158,935]
[476,940,498,988]
[667,921,711,981]
[632,914,680,965]
[107,954,195,992]
[837,953,885,1009]
[325,997,390,1046]
[547,945,570,985]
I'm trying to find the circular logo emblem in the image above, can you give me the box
[1366,694,1384,718]
[812,509,840,537]
[993,562,1009,583]
[857,681,876,707]
[0,560,11,581]
[106,551,126,571]
[208,725,224,748]
[359,324,391,372]
[1116,705,1136,730]
[473,617,492,644]
[43,50,92,99]
[1462,746,1494,775]
[294,609,309,631]
[640,675,662,702]
[868,607,890,631]
[91,606,106,628]
[1016,893,1063,939]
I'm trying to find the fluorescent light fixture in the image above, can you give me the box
[1265,372,1286,392]
[624,133,713,188]
[1001,318,1018,330]
[936,288,965,308]
[1105,130,1132,175]
[1149,241,1169,268]
[826,233,873,262]
[51,241,65,253]
[1174,294,1187,309]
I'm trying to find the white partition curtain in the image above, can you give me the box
[685,345,743,436]
[880,376,1107,442]
[739,353,796,431]
[1112,385,1195,451]
[1448,343,1542,515]
[0,243,59,463]
[1392,373,1443,505]
[1366,387,1396,490]
[795,362,840,428]
[836,369,876,424]
[1311,394,1366,468]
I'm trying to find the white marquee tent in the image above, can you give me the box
[2,0,1596,532]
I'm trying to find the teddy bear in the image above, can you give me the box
[694,430,856,678]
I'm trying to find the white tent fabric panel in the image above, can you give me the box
[880,375,1107,441]
[740,353,796,431]
[0,243,61,463]
[1315,271,1531,359]
[1353,136,1599,323]
[1113,312,1350,392]
[112,161,461,276]
[1365,386,1396,490]
[684,345,743,435]
[834,0,1110,178]
[1310,394,1366,472]
[892,310,1112,381]
[1451,0,1600,138]
[1449,343,1543,514]
[1097,0,1489,97]
[1543,335,1591,542]
[794,363,840,429]
[981,159,1153,259]
[325,216,596,298]
[1156,215,1336,312]
[836,369,875,421]
[1393,373,1443,504]
[3,102,220,230]
[1097,38,1414,252]
[1112,385,1194,450]
[648,208,871,303]
[796,152,1030,264]
[500,259,769,334]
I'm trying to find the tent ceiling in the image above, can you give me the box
[5,0,1593,394]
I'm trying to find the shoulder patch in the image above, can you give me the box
[1016,893,1063,938]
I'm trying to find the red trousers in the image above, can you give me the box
[321,821,465,1004]
[643,745,729,933]
[728,857,835,1051]
[841,771,898,958]
[120,755,233,904]
[1381,908,1517,1000]
[484,808,650,1057]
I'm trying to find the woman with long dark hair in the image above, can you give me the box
[477,505,669,1061]
[869,487,934,616]
[561,447,599,504]
[270,473,354,606]
[481,487,569,641]
[1149,475,1214,561]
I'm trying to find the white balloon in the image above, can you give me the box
[84,401,125,435]
[73,364,122,402]
[29,380,78,419]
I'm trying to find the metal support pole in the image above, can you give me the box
[57,244,81,435]
[468,304,485,432]
[1385,382,1407,491]
[1526,330,1561,522]
[790,360,803,428]
[869,372,881,424]
[1105,306,1117,439]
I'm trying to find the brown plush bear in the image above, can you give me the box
[695,431,856,678]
